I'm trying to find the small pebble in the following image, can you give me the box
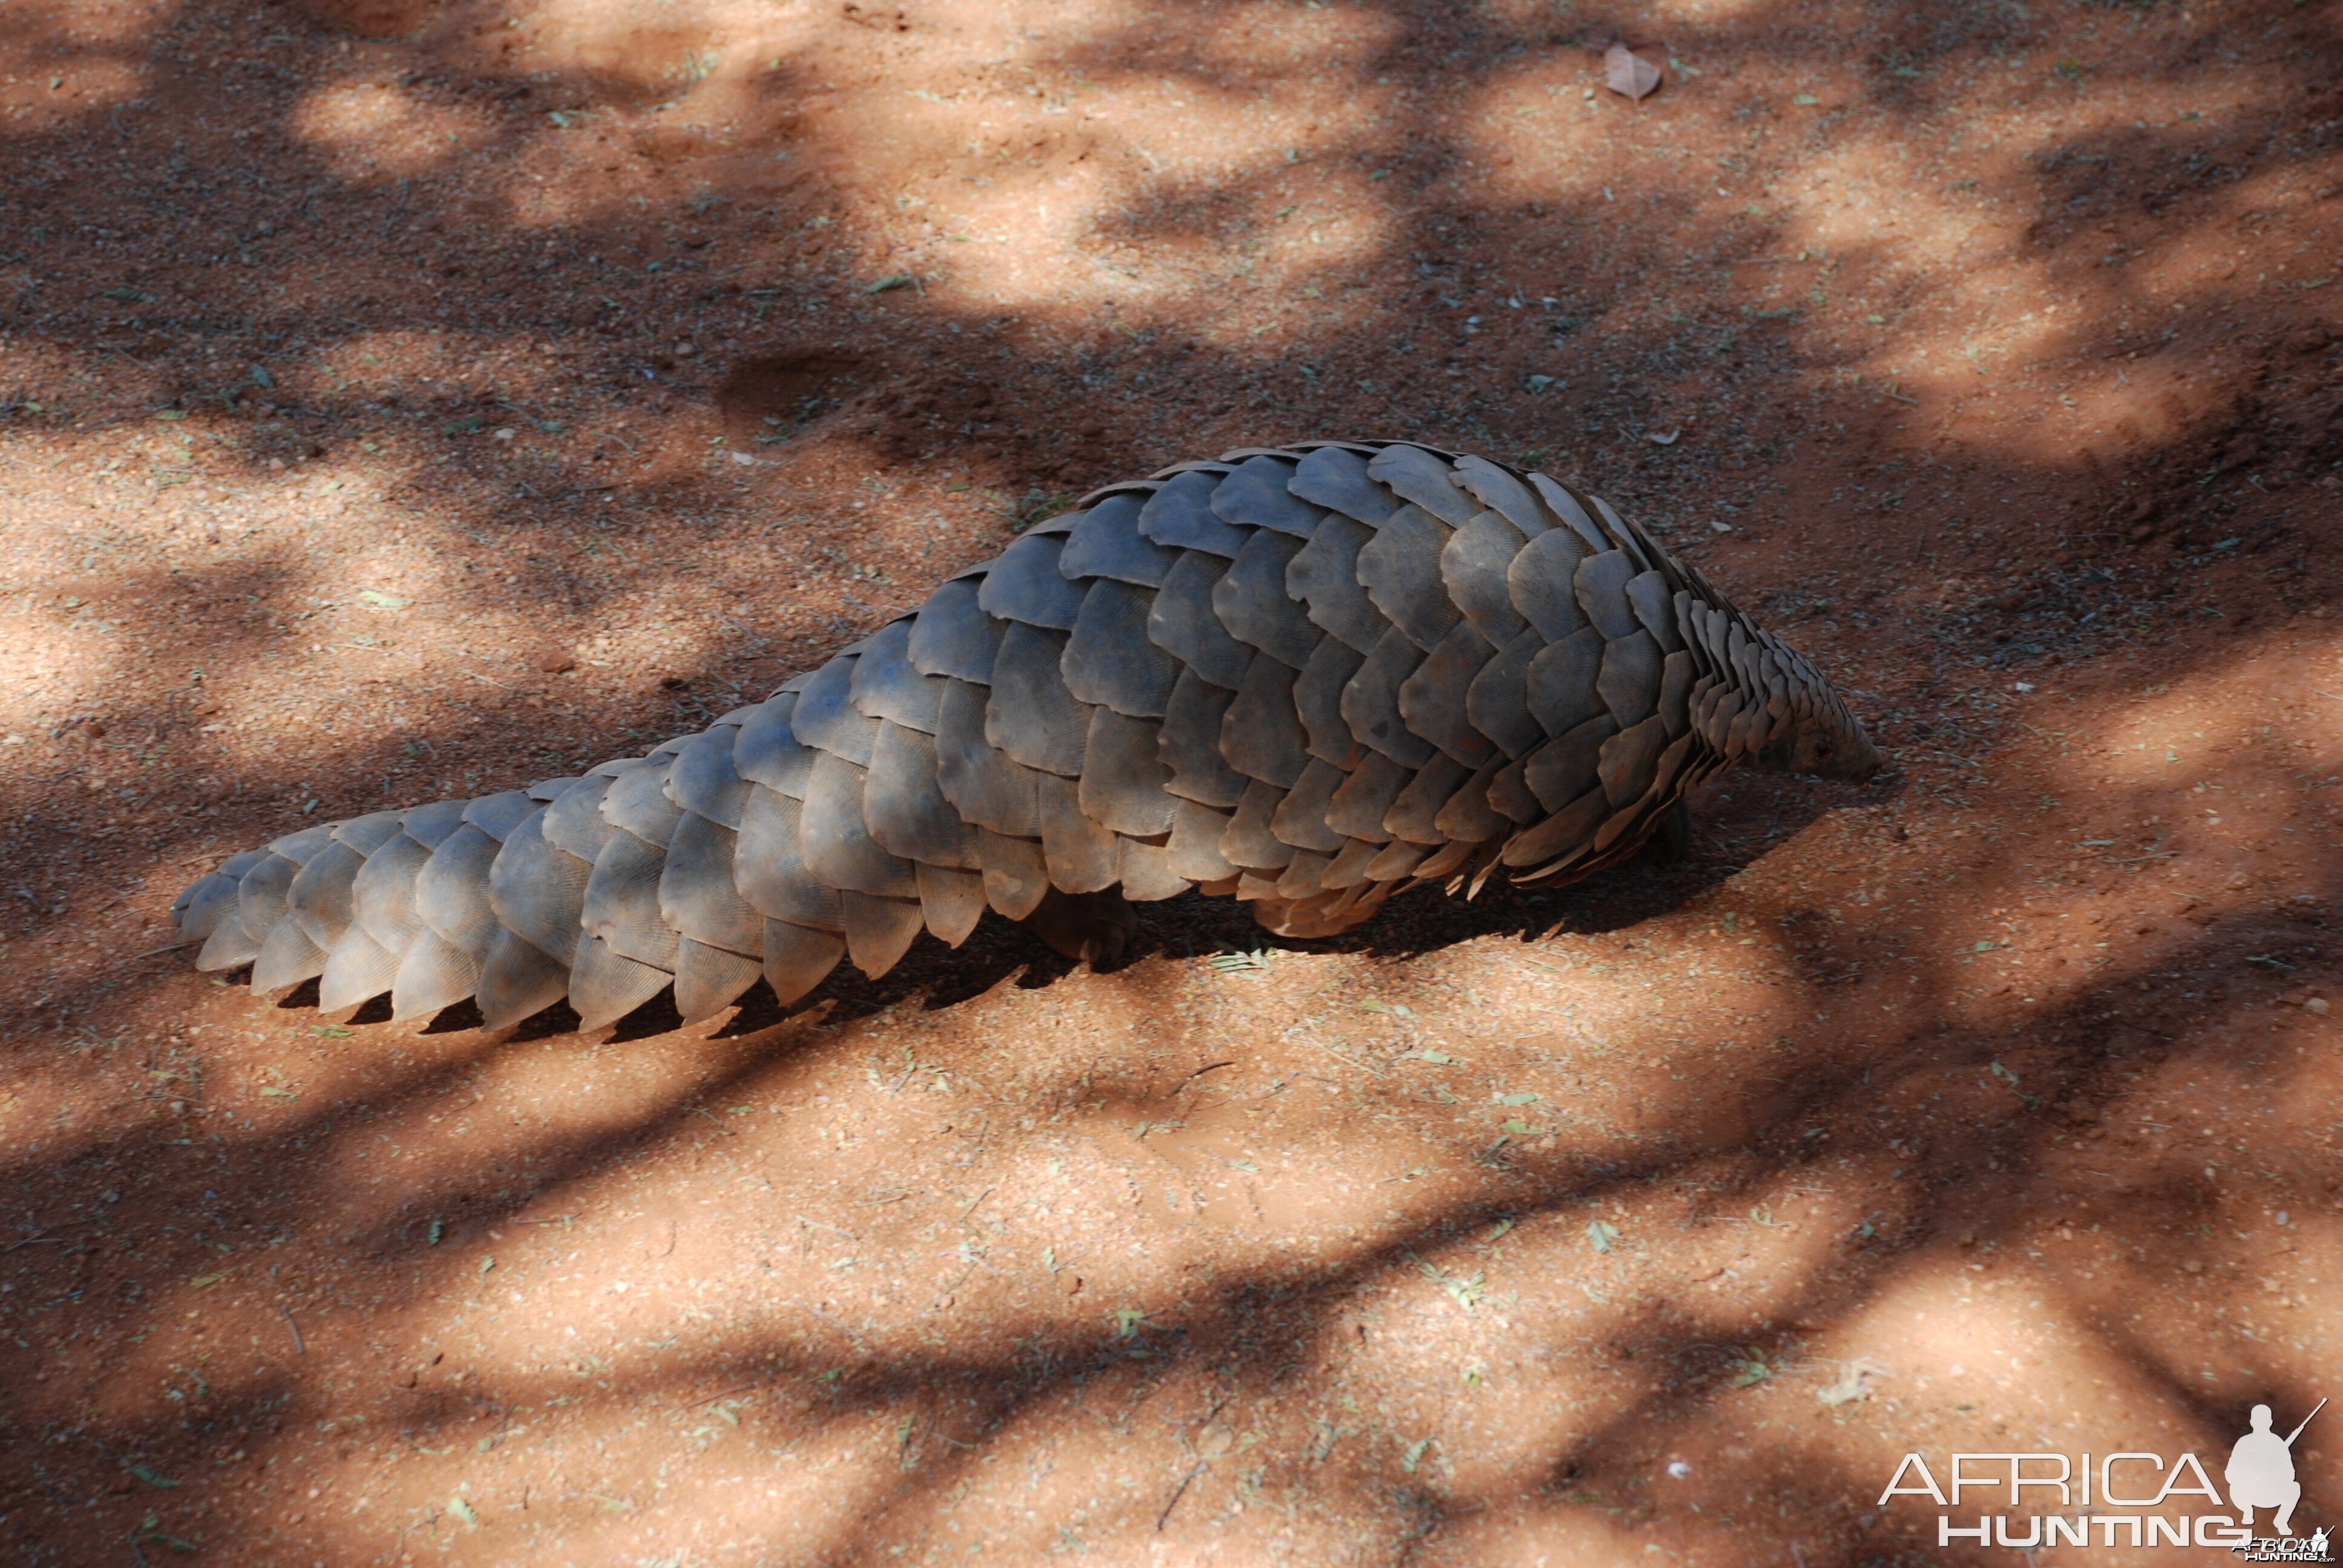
[1666,1461,1692,1479]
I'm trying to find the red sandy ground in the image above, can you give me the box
[2,0,2341,1564]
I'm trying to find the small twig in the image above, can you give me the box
[2106,851,2179,866]
[281,1308,305,1356]
[678,1382,764,1410]
[507,1214,578,1226]
[1158,1462,1206,1532]
[1308,1038,1384,1077]
[957,1186,994,1222]
[452,650,528,691]
[928,1263,980,1312]
[129,1529,151,1568]
[2,1218,94,1255]
[125,938,202,962]
[795,1215,859,1240]
[1167,1061,1236,1097]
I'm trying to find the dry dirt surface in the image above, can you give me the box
[4,1,2342,1564]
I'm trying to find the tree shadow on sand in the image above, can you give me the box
[5,0,2342,1561]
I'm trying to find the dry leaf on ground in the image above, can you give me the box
[1815,1357,1893,1408]
[1605,42,1664,101]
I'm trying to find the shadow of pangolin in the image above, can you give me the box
[172,440,1882,1032]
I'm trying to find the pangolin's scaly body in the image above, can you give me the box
[172,440,1879,1030]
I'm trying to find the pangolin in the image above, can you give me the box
[171,440,1880,1031]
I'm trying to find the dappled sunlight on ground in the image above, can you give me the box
[7,0,2343,1562]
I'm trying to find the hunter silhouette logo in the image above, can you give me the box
[1876,1396,2327,1554]
[2230,1400,2322,1538]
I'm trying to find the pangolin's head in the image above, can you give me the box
[1780,692,1885,780]
[1752,637,1884,782]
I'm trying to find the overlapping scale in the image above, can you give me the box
[176,438,1868,1027]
